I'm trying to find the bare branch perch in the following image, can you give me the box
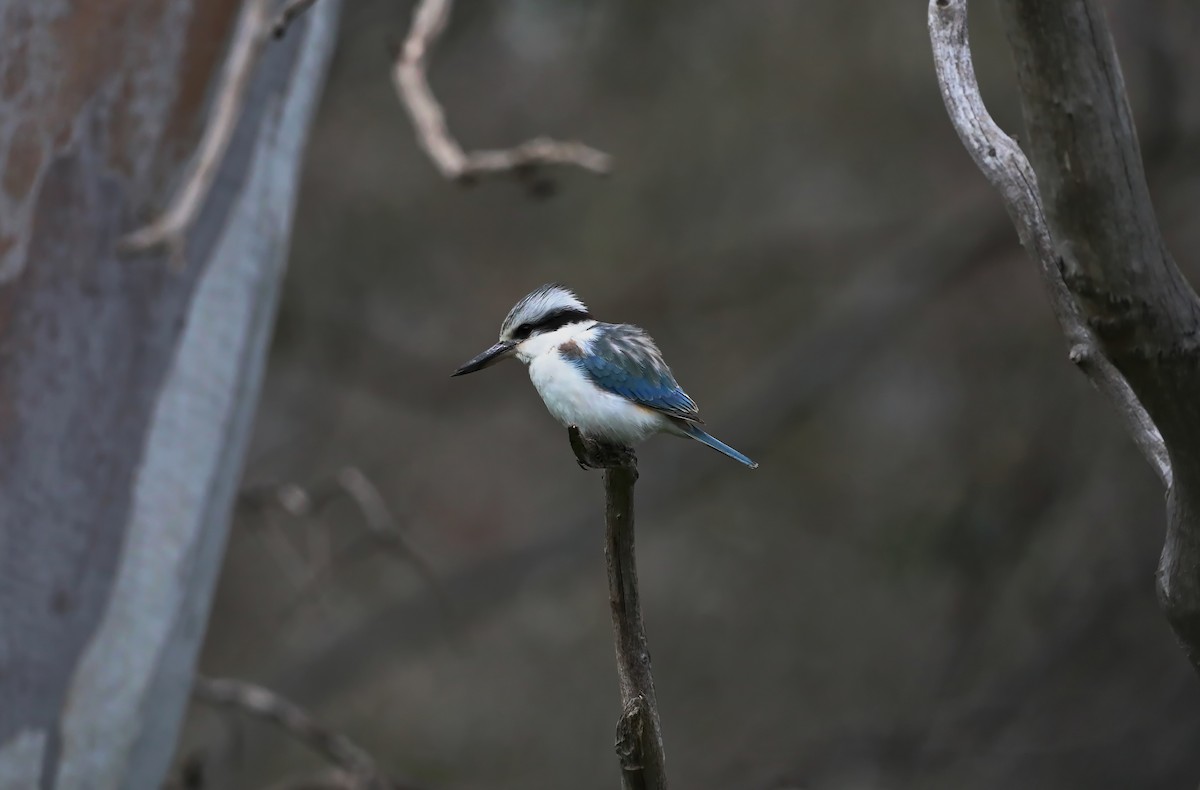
[392,0,612,188]
[193,676,420,790]
[926,0,1170,487]
[119,0,277,267]
[569,427,667,790]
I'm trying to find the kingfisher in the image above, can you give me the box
[452,284,758,468]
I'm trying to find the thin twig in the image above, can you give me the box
[331,467,450,613]
[240,466,431,571]
[927,0,1172,488]
[568,427,667,789]
[391,0,612,188]
[119,0,274,268]
[334,467,406,538]
[193,676,419,790]
[260,768,368,790]
[239,466,447,620]
[273,0,320,38]
[259,768,387,790]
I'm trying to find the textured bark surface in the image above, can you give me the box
[927,0,1172,488]
[0,1,340,788]
[567,428,668,788]
[994,1,1200,669]
[605,461,668,790]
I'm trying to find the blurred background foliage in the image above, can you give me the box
[175,1,1200,787]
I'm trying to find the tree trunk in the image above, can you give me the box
[995,0,1200,672]
[0,2,340,788]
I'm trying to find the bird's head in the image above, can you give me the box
[452,284,593,376]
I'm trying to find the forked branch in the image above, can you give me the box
[926,0,1170,487]
[121,0,608,270]
[929,0,1200,675]
[392,0,612,188]
[238,465,447,621]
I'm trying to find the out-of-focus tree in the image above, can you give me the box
[0,1,340,788]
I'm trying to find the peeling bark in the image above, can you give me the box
[0,2,341,787]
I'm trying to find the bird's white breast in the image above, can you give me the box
[522,324,668,445]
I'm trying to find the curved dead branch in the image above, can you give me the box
[392,0,612,187]
[194,676,423,790]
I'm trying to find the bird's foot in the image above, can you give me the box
[568,426,598,469]
[568,426,636,471]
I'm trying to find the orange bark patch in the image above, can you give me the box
[0,267,20,438]
[0,4,32,101]
[106,76,137,177]
[52,0,174,176]
[46,0,138,136]
[0,234,17,261]
[1,37,28,100]
[4,119,42,200]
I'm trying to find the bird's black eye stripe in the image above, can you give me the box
[515,308,591,339]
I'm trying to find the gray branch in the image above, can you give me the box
[194,676,420,790]
[569,428,668,789]
[391,0,612,188]
[927,0,1170,487]
[237,466,450,626]
[929,0,1200,672]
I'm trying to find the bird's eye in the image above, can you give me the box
[514,323,533,340]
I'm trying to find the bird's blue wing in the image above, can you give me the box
[569,324,701,422]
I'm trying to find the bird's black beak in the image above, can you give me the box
[452,340,516,377]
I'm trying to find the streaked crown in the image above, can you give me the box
[499,284,592,342]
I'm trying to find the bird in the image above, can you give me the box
[452,284,758,469]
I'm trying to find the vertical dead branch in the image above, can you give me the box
[605,463,668,790]
[569,428,667,790]
[929,0,1200,673]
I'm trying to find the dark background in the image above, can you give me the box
[175,1,1200,787]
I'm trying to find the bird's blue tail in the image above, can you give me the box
[677,423,758,469]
